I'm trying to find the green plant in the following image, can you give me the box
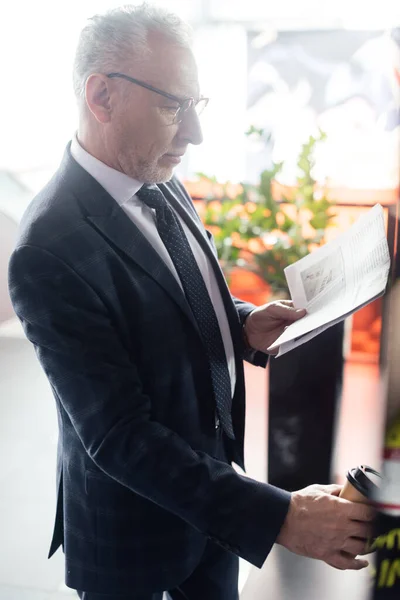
[201,129,335,296]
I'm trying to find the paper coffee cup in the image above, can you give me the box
[339,465,381,503]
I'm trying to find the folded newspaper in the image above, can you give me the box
[268,204,390,357]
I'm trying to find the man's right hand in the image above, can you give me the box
[276,483,375,570]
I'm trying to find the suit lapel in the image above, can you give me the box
[88,209,203,335]
[61,150,201,335]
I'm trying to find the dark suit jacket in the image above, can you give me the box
[8,146,291,595]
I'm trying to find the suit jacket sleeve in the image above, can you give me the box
[9,243,289,569]
[231,297,269,368]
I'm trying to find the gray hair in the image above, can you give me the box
[72,3,192,102]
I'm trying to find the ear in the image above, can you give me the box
[85,74,113,124]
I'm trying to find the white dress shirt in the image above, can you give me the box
[70,136,236,395]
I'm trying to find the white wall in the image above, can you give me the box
[0,211,18,324]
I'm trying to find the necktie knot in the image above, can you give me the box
[136,185,166,212]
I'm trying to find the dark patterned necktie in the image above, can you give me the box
[136,184,235,439]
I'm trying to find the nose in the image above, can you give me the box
[177,107,203,146]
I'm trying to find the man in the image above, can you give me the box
[8,4,373,600]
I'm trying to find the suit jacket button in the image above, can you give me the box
[215,416,220,429]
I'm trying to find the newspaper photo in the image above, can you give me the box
[268,204,390,357]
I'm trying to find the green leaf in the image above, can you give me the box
[196,124,333,284]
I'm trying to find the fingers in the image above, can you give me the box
[328,485,344,497]
[329,552,369,571]
[342,537,370,556]
[272,300,294,307]
[279,485,375,572]
[347,501,376,522]
[356,542,374,556]
[309,483,343,496]
[267,302,306,322]
[348,521,374,540]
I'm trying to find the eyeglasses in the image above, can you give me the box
[107,72,209,124]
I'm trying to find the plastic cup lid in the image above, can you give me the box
[346,465,382,498]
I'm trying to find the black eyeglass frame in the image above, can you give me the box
[107,72,209,123]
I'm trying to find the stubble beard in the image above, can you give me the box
[136,158,173,184]
[118,150,173,184]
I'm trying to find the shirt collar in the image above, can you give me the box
[70,134,143,205]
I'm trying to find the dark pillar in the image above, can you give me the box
[268,321,344,491]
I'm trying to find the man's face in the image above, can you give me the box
[104,35,203,183]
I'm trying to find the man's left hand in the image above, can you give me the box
[244,300,306,355]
